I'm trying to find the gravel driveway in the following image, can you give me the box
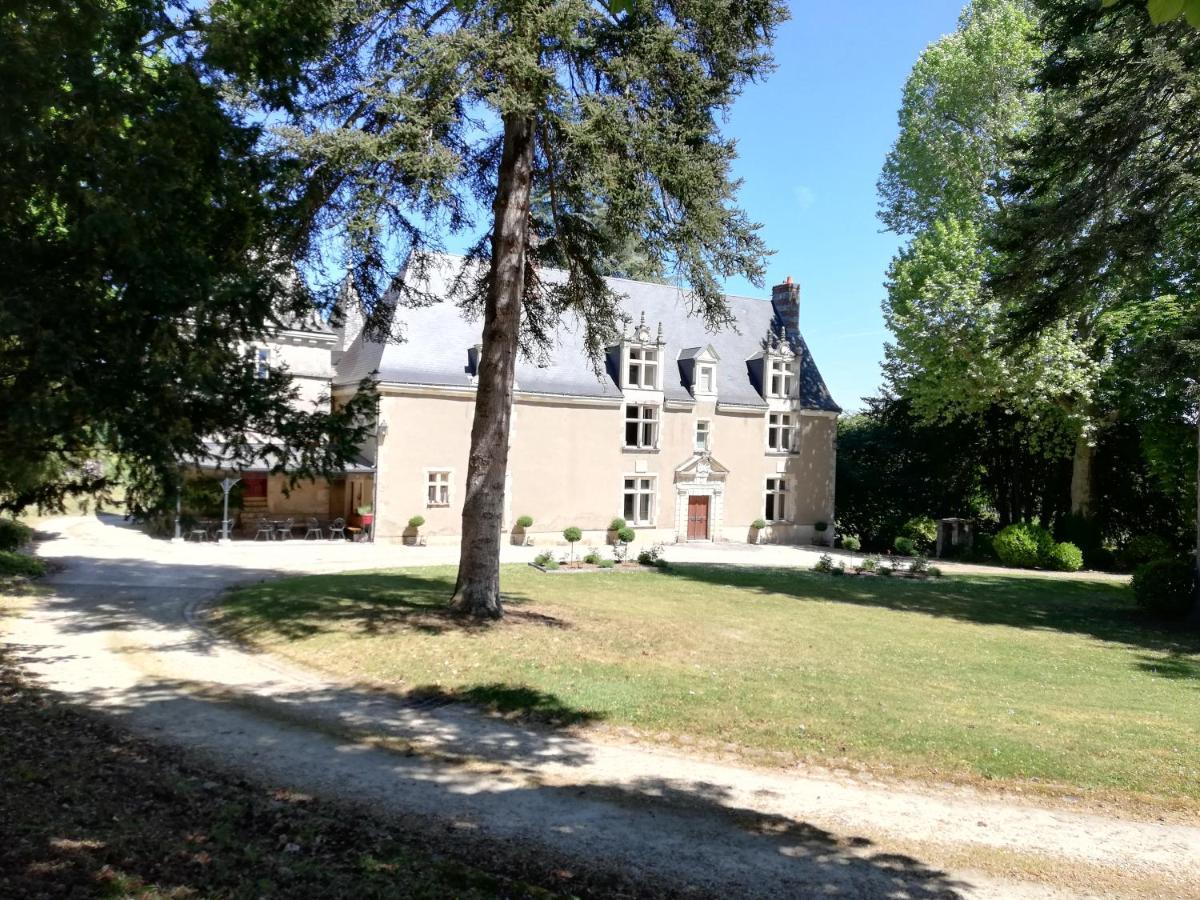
[3,515,1188,899]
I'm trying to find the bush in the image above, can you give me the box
[840,534,861,551]
[0,551,46,578]
[892,536,916,557]
[994,523,1054,569]
[899,516,937,554]
[859,555,879,573]
[963,532,997,563]
[583,551,601,565]
[597,558,615,569]
[609,517,627,532]
[812,553,835,574]
[1044,541,1084,572]
[616,526,635,544]
[637,544,666,567]
[515,515,533,529]
[0,518,34,552]
[1119,534,1174,572]
[542,558,560,570]
[408,515,425,529]
[751,518,767,530]
[533,552,553,567]
[1132,558,1196,618]
[928,566,943,578]
[909,555,929,575]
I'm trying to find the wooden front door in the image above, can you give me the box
[686,494,710,541]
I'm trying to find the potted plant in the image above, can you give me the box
[513,514,534,546]
[750,518,767,544]
[614,526,635,562]
[404,515,425,546]
[563,525,582,564]
[813,520,829,546]
[608,517,627,545]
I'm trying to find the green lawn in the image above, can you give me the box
[217,564,1200,812]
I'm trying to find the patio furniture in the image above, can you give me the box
[254,519,275,541]
[303,517,323,540]
[346,526,362,542]
[275,517,295,541]
[187,523,209,542]
[328,517,346,541]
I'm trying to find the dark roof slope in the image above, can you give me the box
[335,255,839,412]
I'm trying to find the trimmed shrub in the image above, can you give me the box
[892,536,916,557]
[840,534,861,552]
[542,558,560,570]
[637,544,666,567]
[994,523,1054,569]
[533,552,553,566]
[407,515,426,529]
[0,519,34,552]
[1132,558,1196,618]
[751,518,767,530]
[616,526,635,544]
[597,558,615,569]
[0,551,45,578]
[583,551,601,565]
[1044,541,1084,572]
[812,553,835,574]
[515,515,534,529]
[928,566,943,578]
[1120,535,1174,572]
[609,517,627,532]
[899,516,937,554]
[859,555,879,573]
[909,555,929,575]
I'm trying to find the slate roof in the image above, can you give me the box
[334,255,840,413]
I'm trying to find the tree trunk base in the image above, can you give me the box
[449,580,504,620]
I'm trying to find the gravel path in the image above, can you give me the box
[5,515,1190,899]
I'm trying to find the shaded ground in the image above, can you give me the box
[0,628,583,899]
[5,516,1199,899]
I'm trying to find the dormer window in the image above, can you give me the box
[768,357,794,397]
[680,344,720,398]
[627,346,660,389]
[697,364,715,394]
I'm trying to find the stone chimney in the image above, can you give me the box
[771,275,800,343]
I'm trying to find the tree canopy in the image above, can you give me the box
[0,0,376,513]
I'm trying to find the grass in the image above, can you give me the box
[216,564,1200,813]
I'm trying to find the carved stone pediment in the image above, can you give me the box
[674,451,730,484]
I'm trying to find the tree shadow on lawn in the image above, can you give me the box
[1135,652,1200,684]
[658,563,1200,655]
[219,571,568,643]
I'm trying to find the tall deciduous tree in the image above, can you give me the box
[879,0,1121,520]
[0,0,376,513]
[253,0,782,618]
[991,0,1200,618]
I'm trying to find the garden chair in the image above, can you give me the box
[328,517,346,541]
[253,519,274,541]
[187,523,209,542]
[275,517,295,541]
[303,517,323,540]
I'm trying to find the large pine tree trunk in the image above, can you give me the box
[1189,418,1200,628]
[1069,433,1096,519]
[450,113,534,619]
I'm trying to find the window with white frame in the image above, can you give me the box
[764,477,788,522]
[426,470,451,507]
[252,347,270,379]
[697,363,715,394]
[626,346,659,389]
[624,403,659,449]
[768,357,794,397]
[623,476,656,525]
[767,412,795,452]
[694,419,711,452]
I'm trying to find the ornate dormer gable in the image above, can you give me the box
[619,311,666,392]
[758,320,797,400]
[678,344,720,399]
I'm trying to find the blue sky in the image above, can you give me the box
[719,0,967,412]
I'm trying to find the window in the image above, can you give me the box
[626,346,659,389]
[694,419,711,452]
[253,347,270,379]
[624,403,659,449]
[623,476,656,525]
[768,357,794,397]
[697,364,715,394]
[765,477,788,522]
[426,470,451,507]
[767,412,795,452]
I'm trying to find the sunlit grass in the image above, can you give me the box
[218,564,1200,811]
